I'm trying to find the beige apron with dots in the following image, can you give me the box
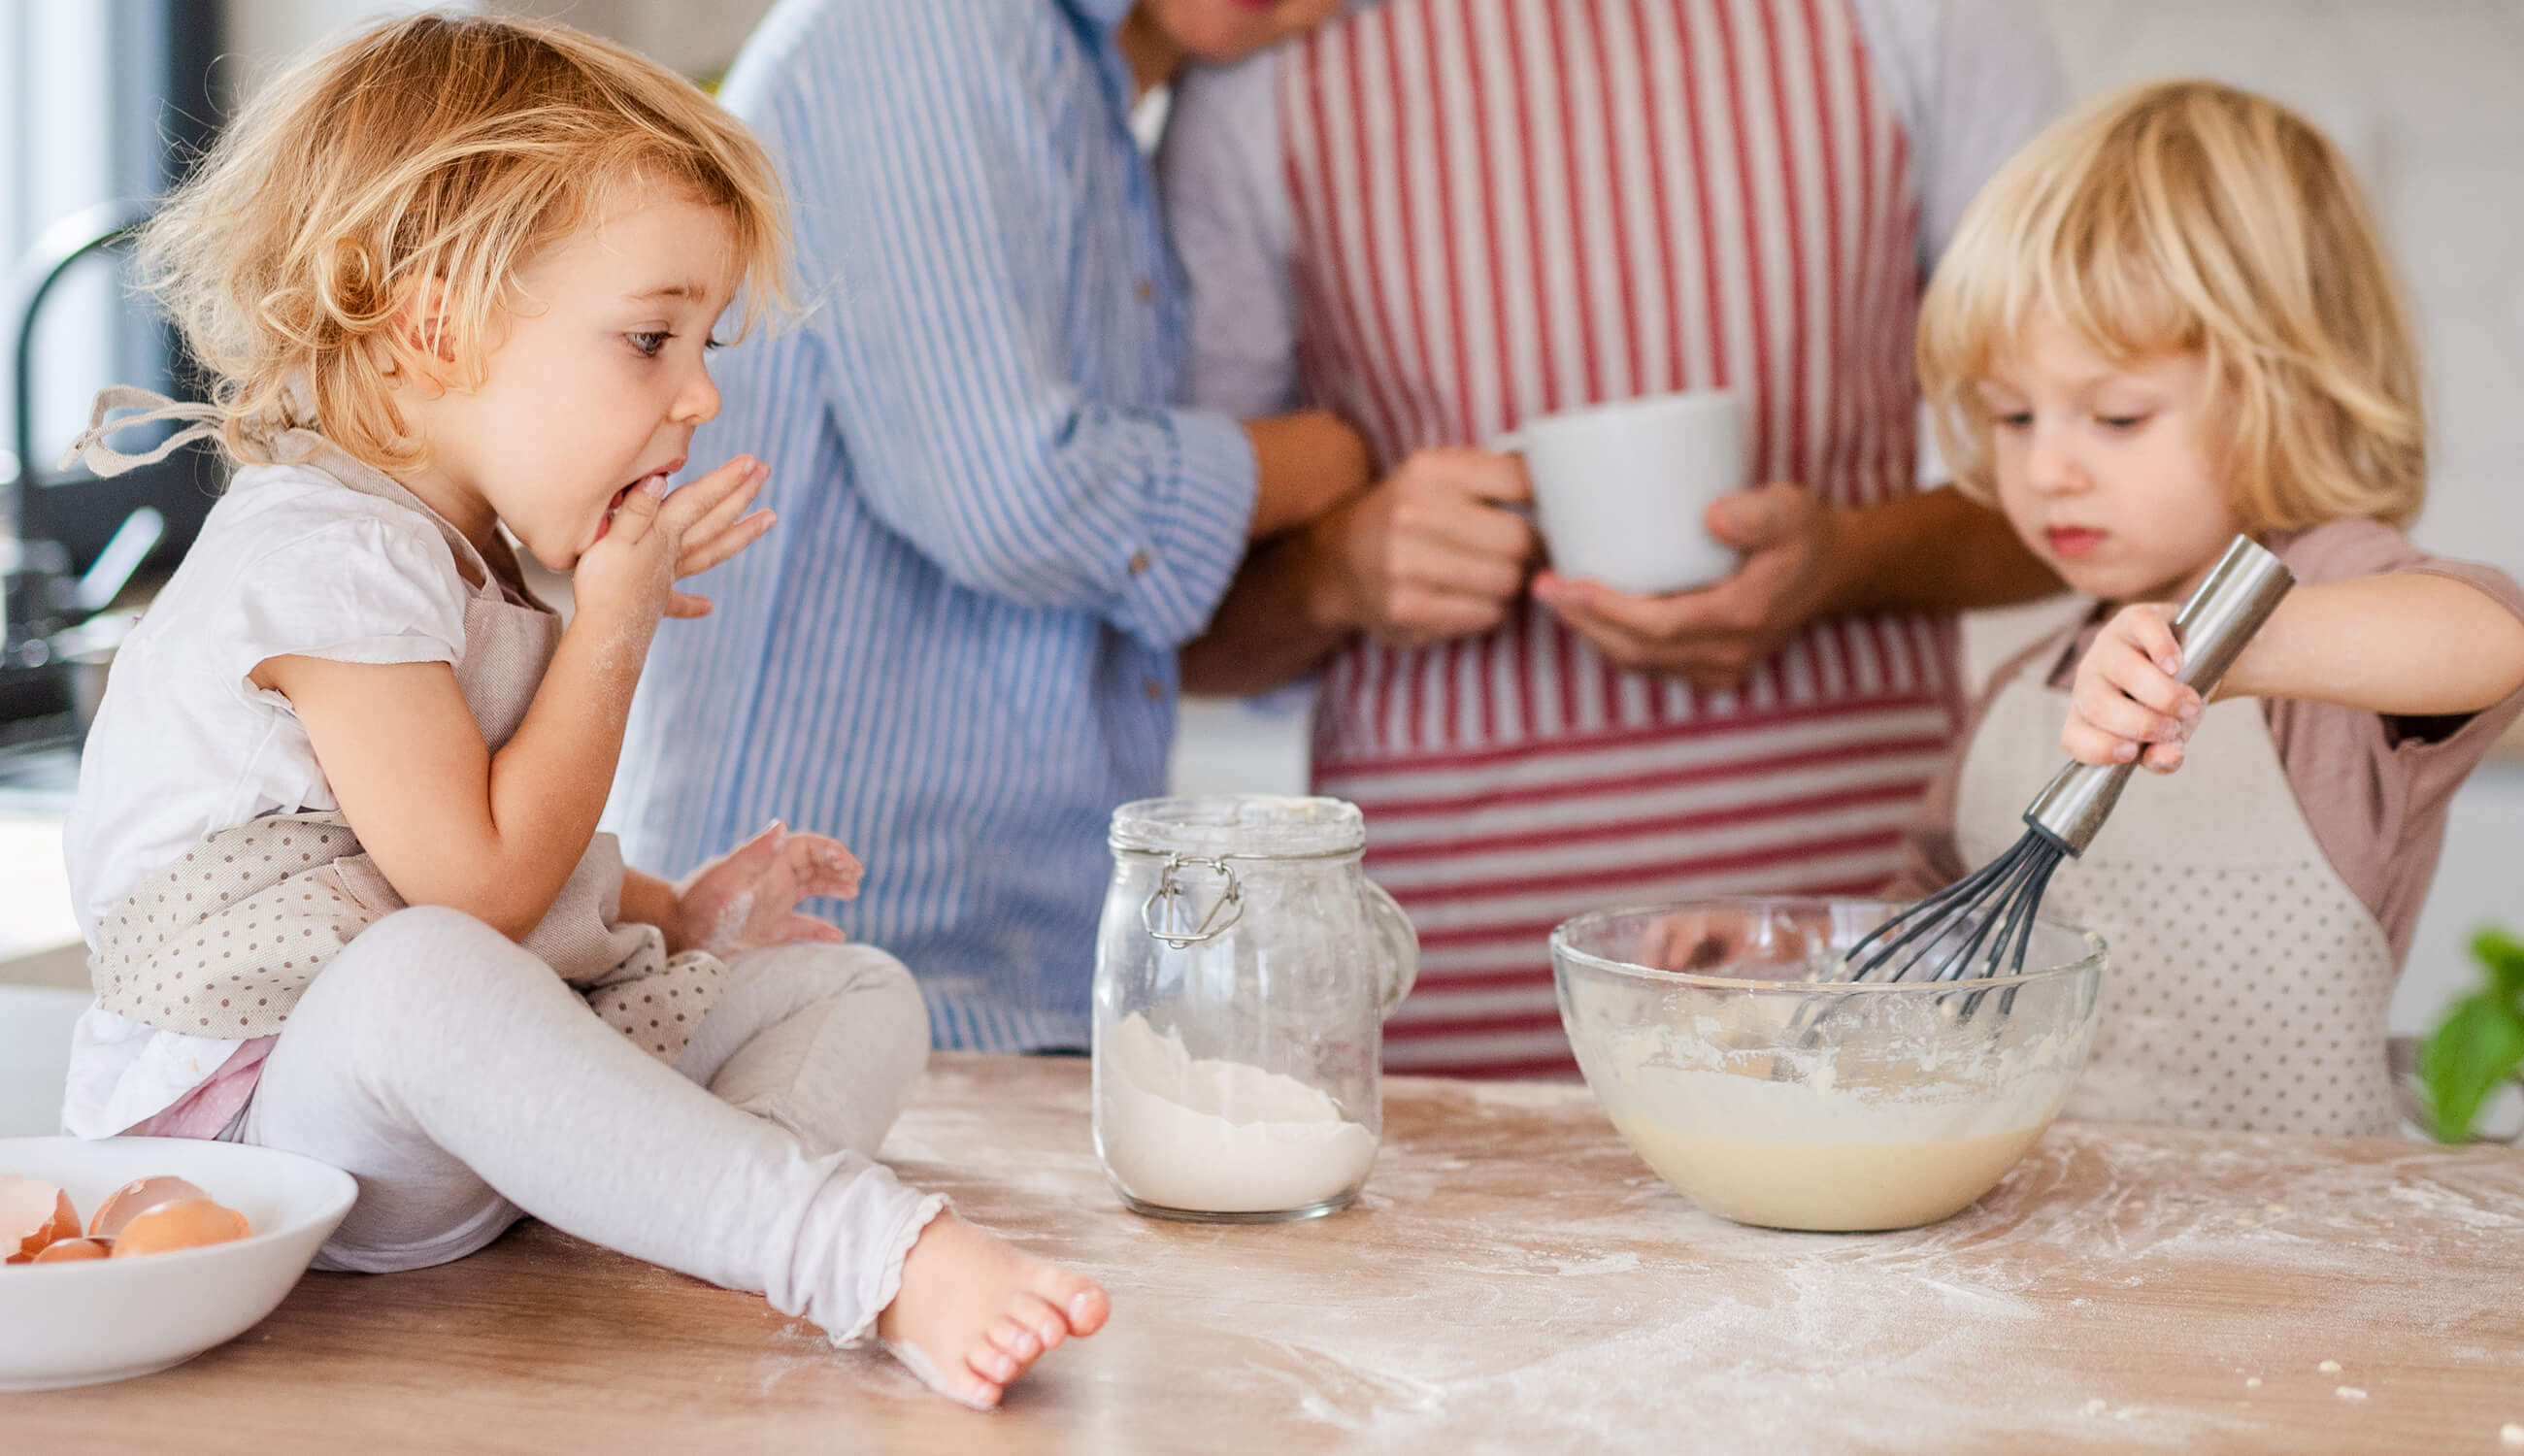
[1953,632,2399,1136]
[69,388,725,1061]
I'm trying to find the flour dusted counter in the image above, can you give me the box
[15,1054,2524,1453]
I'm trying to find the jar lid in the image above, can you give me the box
[1109,795,1366,858]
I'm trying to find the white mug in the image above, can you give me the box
[1497,389,1748,597]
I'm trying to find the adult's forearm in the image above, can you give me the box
[1245,411,1373,541]
[1813,487,2060,620]
[1181,531,1355,696]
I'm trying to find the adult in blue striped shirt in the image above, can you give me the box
[610,0,1364,1052]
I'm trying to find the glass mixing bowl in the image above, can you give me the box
[1552,898,2104,1232]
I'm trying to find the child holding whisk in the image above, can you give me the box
[1904,79,2524,1135]
[60,15,1101,1406]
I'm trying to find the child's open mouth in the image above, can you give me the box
[593,468,676,542]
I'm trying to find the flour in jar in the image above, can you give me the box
[1097,1012,1378,1213]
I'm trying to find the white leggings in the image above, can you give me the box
[236,907,945,1344]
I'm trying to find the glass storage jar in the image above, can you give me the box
[1092,795,1417,1221]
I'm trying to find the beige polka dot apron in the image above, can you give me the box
[69,389,725,1061]
[1953,633,2399,1136]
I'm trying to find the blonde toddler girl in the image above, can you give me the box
[1907,80,2524,1135]
[60,15,1102,1407]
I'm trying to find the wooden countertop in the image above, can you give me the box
[15,1053,2524,1453]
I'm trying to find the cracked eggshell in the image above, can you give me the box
[29,1237,112,1263]
[1,1175,83,1263]
[112,1200,252,1258]
[87,1176,216,1241]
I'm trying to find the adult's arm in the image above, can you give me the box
[1183,449,1536,696]
[732,5,1256,653]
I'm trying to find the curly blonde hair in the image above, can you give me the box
[139,11,787,475]
[1917,79,2425,531]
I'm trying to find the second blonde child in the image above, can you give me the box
[1907,79,2524,1135]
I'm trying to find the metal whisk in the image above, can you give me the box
[1835,535,2298,996]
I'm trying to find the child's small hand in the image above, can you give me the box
[2066,603,2204,774]
[574,455,774,625]
[668,820,864,958]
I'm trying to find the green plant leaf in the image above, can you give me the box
[2420,992,2524,1142]
[2474,928,2524,1004]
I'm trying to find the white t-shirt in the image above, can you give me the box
[1158,0,2066,418]
[60,458,470,1136]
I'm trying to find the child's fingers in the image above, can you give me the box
[780,914,850,945]
[2142,741,2186,775]
[2073,668,2183,745]
[717,821,787,876]
[681,467,768,545]
[783,835,863,900]
[2062,715,2140,767]
[2112,602,2185,677]
[604,474,670,549]
[664,590,714,618]
[2095,641,2201,721]
[657,456,768,537]
[676,509,777,579]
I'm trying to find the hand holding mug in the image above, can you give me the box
[1535,482,1839,690]
[1302,447,1539,649]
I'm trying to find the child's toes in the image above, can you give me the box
[1031,1268,1111,1336]
[1010,1291,1070,1351]
[960,1373,1005,1410]
[968,1339,1019,1390]
[987,1314,1044,1363]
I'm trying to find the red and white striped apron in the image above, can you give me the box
[1280,0,1958,1076]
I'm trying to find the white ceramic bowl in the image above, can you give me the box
[0,1136,356,1389]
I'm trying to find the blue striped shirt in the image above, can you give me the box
[609,0,1258,1051]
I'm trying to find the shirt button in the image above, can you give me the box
[1144,678,1164,703]
[1135,277,1155,303]
[1127,550,1150,576]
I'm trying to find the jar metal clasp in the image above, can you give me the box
[1141,852,1244,948]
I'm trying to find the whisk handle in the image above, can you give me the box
[2025,536,2297,855]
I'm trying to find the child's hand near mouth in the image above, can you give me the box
[575,454,773,623]
[2064,602,2205,775]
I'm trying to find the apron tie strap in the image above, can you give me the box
[58,385,224,478]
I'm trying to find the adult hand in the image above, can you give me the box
[1531,482,1836,689]
[574,455,775,625]
[666,820,864,957]
[1301,447,1538,650]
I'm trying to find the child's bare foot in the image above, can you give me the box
[877,1211,1110,1409]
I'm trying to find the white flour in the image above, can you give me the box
[1097,1012,1378,1214]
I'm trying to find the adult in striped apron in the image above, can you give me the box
[1165,0,2065,1075]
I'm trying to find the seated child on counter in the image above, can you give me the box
[1900,79,2524,1135]
[59,14,1102,1407]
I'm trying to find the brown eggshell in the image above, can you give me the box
[1,1175,83,1263]
[87,1175,215,1241]
[28,1236,112,1263]
[110,1200,251,1257]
